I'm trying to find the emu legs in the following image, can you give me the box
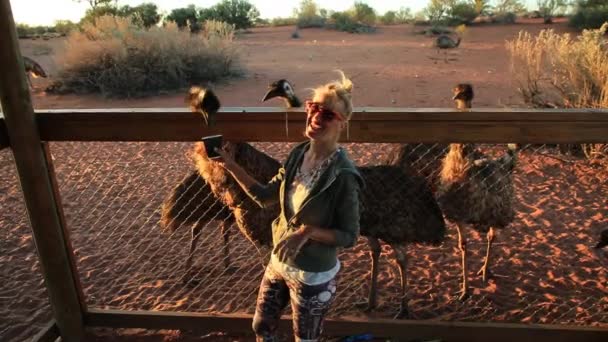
[477,227,495,282]
[390,243,409,319]
[365,237,382,312]
[184,220,231,282]
[455,223,469,301]
[220,220,231,269]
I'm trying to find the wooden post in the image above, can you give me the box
[0,1,85,340]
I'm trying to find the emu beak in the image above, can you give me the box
[452,92,460,100]
[262,88,281,102]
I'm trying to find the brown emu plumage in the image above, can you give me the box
[436,83,518,299]
[384,143,448,193]
[160,170,234,273]
[190,141,280,249]
[358,165,446,318]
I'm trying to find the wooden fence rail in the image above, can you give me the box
[86,309,608,342]
[36,108,608,143]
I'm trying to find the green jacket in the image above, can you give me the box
[245,141,364,272]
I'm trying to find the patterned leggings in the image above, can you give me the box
[252,264,338,342]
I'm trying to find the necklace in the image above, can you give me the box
[295,148,340,187]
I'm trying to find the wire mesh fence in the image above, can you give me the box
[0,149,53,342]
[44,141,608,327]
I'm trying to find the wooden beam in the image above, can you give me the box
[0,114,8,150]
[86,309,608,342]
[36,108,608,143]
[0,1,85,341]
[32,321,60,342]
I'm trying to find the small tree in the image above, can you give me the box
[350,1,377,25]
[54,20,78,35]
[166,5,199,29]
[396,7,413,23]
[569,0,608,29]
[424,0,454,24]
[118,3,161,28]
[473,0,491,15]
[294,0,326,28]
[81,5,118,24]
[205,0,260,29]
[494,0,527,14]
[448,1,479,24]
[537,0,569,24]
[73,0,114,10]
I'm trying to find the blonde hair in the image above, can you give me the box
[312,70,354,120]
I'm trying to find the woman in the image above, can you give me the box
[214,71,363,342]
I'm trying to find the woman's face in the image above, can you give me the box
[305,93,346,144]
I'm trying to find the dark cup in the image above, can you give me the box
[201,135,223,159]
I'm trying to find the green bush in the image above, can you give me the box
[493,11,517,24]
[51,16,240,97]
[271,17,298,26]
[166,5,199,29]
[200,0,260,30]
[349,1,376,26]
[381,8,414,25]
[80,5,119,24]
[447,1,478,25]
[570,1,608,30]
[117,3,161,28]
[54,20,78,35]
[16,23,56,38]
[295,0,326,28]
[380,10,398,25]
[327,11,375,33]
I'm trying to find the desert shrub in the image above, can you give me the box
[327,11,375,33]
[166,5,199,29]
[537,0,569,24]
[494,0,527,14]
[380,10,398,25]
[447,1,479,25]
[493,11,517,24]
[199,0,260,29]
[54,20,79,35]
[117,3,161,28]
[570,0,608,30]
[506,23,608,159]
[81,5,119,24]
[271,17,298,26]
[295,0,326,28]
[349,1,376,26]
[16,24,55,38]
[51,16,240,97]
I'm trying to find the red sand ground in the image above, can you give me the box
[2,20,607,341]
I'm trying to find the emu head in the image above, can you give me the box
[188,86,221,127]
[452,83,474,109]
[262,79,301,108]
[30,64,47,78]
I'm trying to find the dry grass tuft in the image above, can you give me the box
[51,16,241,97]
[506,23,608,159]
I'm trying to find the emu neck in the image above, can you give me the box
[287,95,302,108]
[455,99,471,110]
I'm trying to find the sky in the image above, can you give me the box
[10,0,540,26]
